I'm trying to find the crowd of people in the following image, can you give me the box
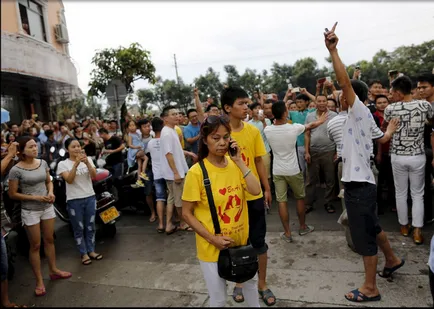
[1,23,434,307]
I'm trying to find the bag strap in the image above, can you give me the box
[199,160,221,235]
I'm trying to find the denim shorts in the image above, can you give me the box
[143,169,154,196]
[154,178,167,202]
[0,236,8,281]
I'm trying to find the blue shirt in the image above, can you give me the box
[288,108,316,147]
[183,123,201,154]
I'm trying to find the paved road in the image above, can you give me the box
[6,194,434,307]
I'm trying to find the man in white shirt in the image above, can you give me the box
[146,117,168,233]
[325,22,403,303]
[264,101,326,242]
[160,106,197,234]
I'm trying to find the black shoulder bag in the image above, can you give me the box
[198,161,258,283]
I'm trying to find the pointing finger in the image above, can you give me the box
[331,21,338,32]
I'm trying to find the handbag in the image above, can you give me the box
[199,161,258,283]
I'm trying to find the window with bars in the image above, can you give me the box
[18,0,47,42]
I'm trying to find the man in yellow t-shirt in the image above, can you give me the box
[175,125,185,149]
[221,86,275,306]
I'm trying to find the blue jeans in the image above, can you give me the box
[67,195,97,256]
[0,236,7,281]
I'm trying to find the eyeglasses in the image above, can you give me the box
[204,115,230,125]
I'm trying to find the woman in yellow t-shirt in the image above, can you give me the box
[182,115,261,307]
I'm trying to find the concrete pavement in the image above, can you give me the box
[6,199,434,307]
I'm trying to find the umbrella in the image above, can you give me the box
[1,108,10,124]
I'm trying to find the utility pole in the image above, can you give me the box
[173,54,180,85]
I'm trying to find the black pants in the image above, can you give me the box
[429,267,434,306]
[377,154,396,212]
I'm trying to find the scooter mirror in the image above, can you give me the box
[59,149,66,157]
[50,146,55,153]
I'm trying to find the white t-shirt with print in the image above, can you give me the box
[159,126,189,180]
[57,157,96,201]
[264,123,305,176]
[341,97,380,185]
[145,138,162,180]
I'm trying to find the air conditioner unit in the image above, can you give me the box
[55,24,69,44]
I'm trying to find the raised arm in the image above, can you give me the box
[194,88,205,123]
[325,23,356,108]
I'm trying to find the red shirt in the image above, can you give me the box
[373,111,390,154]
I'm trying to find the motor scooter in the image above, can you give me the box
[97,148,152,215]
[50,148,120,238]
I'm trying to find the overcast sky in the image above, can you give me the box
[63,1,434,94]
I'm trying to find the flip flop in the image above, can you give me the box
[149,216,157,223]
[49,272,72,280]
[345,289,381,302]
[166,226,179,235]
[182,226,194,232]
[89,254,103,261]
[82,258,92,265]
[157,228,165,233]
[232,286,245,303]
[34,287,46,297]
[378,259,405,278]
[258,289,276,306]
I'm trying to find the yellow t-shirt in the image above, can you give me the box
[175,125,185,149]
[182,159,249,262]
[230,122,266,201]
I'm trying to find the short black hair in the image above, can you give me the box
[151,117,164,133]
[295,94,310,102]
[98,128,109,135]
[368,80,382,88]
[205,104,219,112]
[161,106,176,117]
[221,86,249,114]
[264,99,274,105]
[110,120,117,124]
[375,94,389,103]
[44,129,54,138]
[351,79,369,102]
[249,102,261,110]
[271,101,287,120]
[391,76,412,95]
[417,73,434,87]
[138,119,150,127]
[327,98,337,107]
[187,109,197,118]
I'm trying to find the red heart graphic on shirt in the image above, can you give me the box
[219,188,227,196]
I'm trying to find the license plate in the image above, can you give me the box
[99,206,120,224]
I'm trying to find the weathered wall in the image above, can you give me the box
[1,31,78,86]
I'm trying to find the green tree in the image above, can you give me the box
[224,65,241,87]
[136,88,157,114]
[88,43,157,97]
[193,67,223,103]
[154,77,193,113]
[263,62,293,95]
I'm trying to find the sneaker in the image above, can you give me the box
[280,232,293,243]
[299,225,315,236]
[132,180,145,188]
[140,172,149,181]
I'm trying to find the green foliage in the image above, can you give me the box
[131,40,432,113]
[88,43,157,97]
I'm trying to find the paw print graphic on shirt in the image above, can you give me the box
[360,130,366,137]
[355,139,360,145]
[355,166,360,172]
[365,144,370,150]
[348,128,353,135]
